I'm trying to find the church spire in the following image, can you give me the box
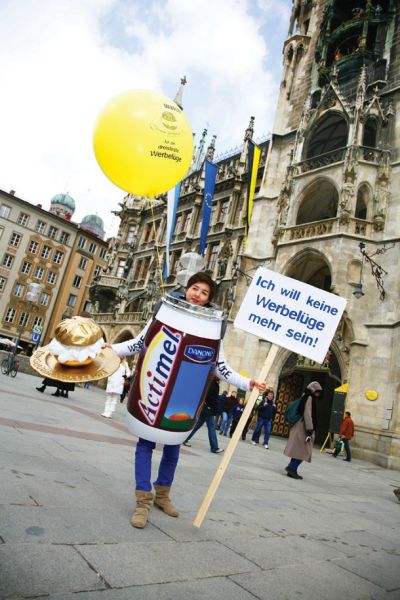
[206,134,217,162]
[244,116,255,141]
[174,75,187,109]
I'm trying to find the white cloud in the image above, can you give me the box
[0,0,289,235]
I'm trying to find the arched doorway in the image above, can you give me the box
[271,250,345,445]
[273,349,342,446]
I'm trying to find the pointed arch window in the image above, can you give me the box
[305,113,348,159]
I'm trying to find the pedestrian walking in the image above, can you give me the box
[333,411,354,462]
[220,390,237,436]
[182,377,223,453]
[284,381,323,479]
[101,358,131,418]
[120,372,131,403]
[108,272,266,529]
[252,389,276,449]
[229,397,245,437]
[216,390,227,430]
[36,377,59,393]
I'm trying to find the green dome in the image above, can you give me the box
[50,193,76,211]
[81,214,104,228]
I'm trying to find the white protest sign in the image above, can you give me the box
[234,268,347,363]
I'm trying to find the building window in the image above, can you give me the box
[0,226,4,239]
[4,307,16,323]
[99,247,107,259]
[48,226,58,240]
[60,231,70,244]
[143,224,152,242]
[40,292,50,306]
[21,261,32,275]
[32,315,43,328]
[47,271,57,284]
[14,283,25,297]
[0,276,7,291]
[2,254,14,268]
[73,275,82,288]
[34,266,44,280]
[41,245,52,259]
[116,259,126,278]
[36,220,46,234]
[88,242,97,254]
[78,236,86,249]
[79,257,88,270]
[208,243,219,270]
[53,250,63,264]
[126,225,135,243]
[19,312,29,327]
[18,212,30,226]
[28,240,39,254]
[67,294,77,307]
[9,232,22,247]
[218,198,229,223]
[83,300,92,312]
[93,265,102,277]
[0,205,11,219]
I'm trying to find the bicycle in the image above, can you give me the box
[1,356,19,377]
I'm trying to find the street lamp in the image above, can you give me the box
[353,242,394,301]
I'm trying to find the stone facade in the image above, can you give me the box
[228,0,400,469]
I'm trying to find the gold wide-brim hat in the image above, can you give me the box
[30,316,120,382]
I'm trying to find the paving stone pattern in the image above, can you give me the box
[1,372,399,599]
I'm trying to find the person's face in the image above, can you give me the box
[185,281,211,306]
[267,392,274,401]
[314,390,322,398]
[239,398,244,405]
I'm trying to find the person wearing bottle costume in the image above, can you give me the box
[109,272,266,529]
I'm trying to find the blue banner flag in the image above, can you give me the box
[163,182,181,280]
[199,160,218,256]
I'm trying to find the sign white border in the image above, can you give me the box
[234,268,347,363]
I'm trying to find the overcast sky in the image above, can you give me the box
[0,0,290,237]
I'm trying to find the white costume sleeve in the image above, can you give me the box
[111,320,152,357]
[214,341,251,391]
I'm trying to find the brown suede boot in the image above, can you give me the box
[130,491,154,529]
[153,485,179,517]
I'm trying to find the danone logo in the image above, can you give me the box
[184,345,214,364]
[139,326,182,425]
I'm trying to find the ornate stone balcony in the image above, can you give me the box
[94,312,143,324]
[278,216,375,244]
[296,147,347,174]
[295,145,387,176]
[92,275,124,289]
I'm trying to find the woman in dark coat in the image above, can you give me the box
[284,381,322,479]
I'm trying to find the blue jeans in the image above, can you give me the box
[342,438,351,461]
[220,412,232,435]
[287,458,302,473]
[252,417,272,445]
[135,437,180,491]
[184,412,219,452]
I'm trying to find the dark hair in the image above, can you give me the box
[345,411,351,416]
[186,272,216,301]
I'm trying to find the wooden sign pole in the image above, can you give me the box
[193,343,280,528]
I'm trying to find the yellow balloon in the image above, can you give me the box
[93,90,194,197]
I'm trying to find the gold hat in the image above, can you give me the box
[30,316,120,383]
